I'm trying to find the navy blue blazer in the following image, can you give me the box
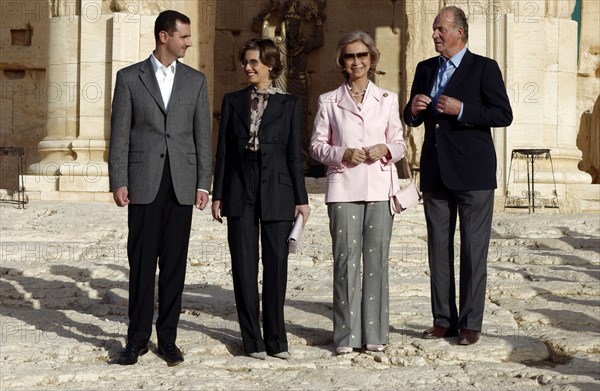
[403,49,513,192]
[212,86,308,221]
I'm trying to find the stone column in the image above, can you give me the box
[25,0,216,200]
[504,11,592,207]
[26,12,79,182]
[59,0,112,193]
[402,1,592,211]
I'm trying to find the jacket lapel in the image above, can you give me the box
[168,61,187,113]
[361,83,383,110]
[138,57,166,113]
[260,93,286,128]
[336,84,361,117]
[230,87,252,132]
[443,49,473,95]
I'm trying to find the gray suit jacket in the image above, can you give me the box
[109,56,212,204]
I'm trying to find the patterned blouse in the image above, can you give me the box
[247,84,287,151]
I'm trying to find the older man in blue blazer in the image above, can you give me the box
[403,6,512,345]
[109,10,211,365]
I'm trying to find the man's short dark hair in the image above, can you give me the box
[154,10,190,42]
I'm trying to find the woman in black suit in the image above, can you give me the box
[211,39,310,360]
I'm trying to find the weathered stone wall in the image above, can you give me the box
[1,0,597,202]
[0,0,50,187]
[576,0,600,183]
[213,0,403,163]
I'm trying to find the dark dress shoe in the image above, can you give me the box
[422,326,458,339]
[158,343,184,365]
[458,329,481,345]
[116,345,148,365]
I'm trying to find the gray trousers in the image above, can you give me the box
[423,189,494,332]
[328,201,393,348]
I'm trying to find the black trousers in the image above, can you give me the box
[423,187,494,332]
[227,150,292,354]
[126,157,193,347]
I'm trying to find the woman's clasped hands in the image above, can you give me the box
[343,144,388,165]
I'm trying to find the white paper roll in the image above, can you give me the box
[287,214,304,253]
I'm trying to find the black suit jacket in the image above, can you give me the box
[212,87,308,221]
[403,49,513,192]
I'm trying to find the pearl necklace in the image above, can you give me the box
[347,83,367,98]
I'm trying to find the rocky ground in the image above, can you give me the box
[0,192,598,390]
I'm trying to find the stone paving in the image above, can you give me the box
[0,194,598,390]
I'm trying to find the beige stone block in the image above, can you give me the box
[47,18,68,66]
[47,17,81,65]
[78,116,107,139]
[80,14,111,63]
[139,15,156,59]
[42,190,97,202]
[65,62,79,116]
[557,18,578,73]
[542,70,558,126]
[58,175,109,192]
[374,26,400,93]
[541,124,558,150]
[542,18,560,72]
[79,62,108,121]
[45,116,67,138]
[566,184,600,200]
[112,14,141,64]
[508,123,545,147]
[468,16,488,56]
[94,192,113,202]
[557,71,578,128]
[508,70,544,126]
[555,124,578,151]
[22,174,59,192]
[509,18,544,70]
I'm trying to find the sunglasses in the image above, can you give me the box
[343,52,369,61]
[241,59,261,68]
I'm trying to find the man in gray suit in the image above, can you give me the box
[108,10,211,366]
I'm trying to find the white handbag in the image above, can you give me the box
[389,159,421,214]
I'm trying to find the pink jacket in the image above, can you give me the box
[310,82,407,203]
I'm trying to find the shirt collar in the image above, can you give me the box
[251,84,286,96]
[439,46,467,69]
[151,52,177,74]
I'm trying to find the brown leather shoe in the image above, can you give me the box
[422,326,457,339]
[458,329,480,345]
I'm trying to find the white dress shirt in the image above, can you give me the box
[151,53,176,109]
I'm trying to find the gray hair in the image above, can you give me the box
[439,6,469,42]
[335,30,380,80]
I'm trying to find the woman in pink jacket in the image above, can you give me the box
[310,30,406,355]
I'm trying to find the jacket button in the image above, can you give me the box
[166,134,170,138]
[160,153,165,158]
[435,124,440,129]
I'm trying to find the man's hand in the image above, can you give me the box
[113,187,129,207]
[436,95,462,116]
[195,190,209,210]
[410,93,432,117]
